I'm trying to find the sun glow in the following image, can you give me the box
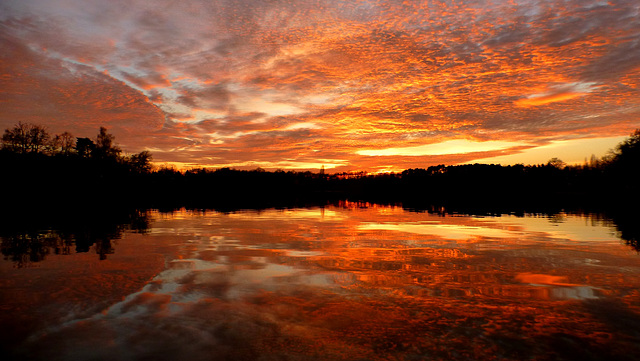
[356,140,526,157]
[475,136,628,165]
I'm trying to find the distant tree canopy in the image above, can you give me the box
[94,126,122,159]
[546,157,566,169]
[1,122,49,154]
[0,123,152,173]
[51,131,75,155]
[1,122,639,208]
[609,130,640,168]
[76,137,95,158]
[129,150,153,173]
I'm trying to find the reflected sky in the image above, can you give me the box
[359,213,621,243]
[2,206,640,360]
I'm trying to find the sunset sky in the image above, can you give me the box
[2,0,640,172]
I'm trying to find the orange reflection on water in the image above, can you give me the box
[3,206,640,360]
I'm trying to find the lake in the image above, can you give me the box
[2,202,640,360]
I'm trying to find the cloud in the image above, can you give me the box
[514,82,597,107]
[357,140,527,157]
[2,0,640,170]
[121,70,172,90]
[0,32,165,147]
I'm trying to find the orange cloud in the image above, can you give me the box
[514,82,597,107]
[2,0,640,171]
[514,92,585,107]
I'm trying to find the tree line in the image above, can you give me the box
[1,123,154,208]
[1,122,639,209]
[148,129,640,209]
[328,130,640,208]
[1,122,152,173]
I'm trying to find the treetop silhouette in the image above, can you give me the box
[1,123,151,172]
[1,123,639,208]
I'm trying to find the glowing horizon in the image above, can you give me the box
[2,0,640,172]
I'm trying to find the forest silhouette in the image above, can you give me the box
[2,122,639,210]
[2,123,640,265]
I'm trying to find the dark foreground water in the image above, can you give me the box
[2,203,640,360]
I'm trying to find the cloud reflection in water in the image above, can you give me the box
[13,206,640,360]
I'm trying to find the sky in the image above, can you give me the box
[1,0,640,172]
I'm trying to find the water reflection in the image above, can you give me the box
[2,205,640,360]
[0,209,150,267]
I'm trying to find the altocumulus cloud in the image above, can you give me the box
[1,0,640,171]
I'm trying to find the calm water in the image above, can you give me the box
[2,204,640,360]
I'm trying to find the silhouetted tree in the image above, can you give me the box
[547,157,566,169]
[51,131,75,155]
[610,130,640,167]
[128,150,153,173]
[1,122,50,153]
[589,154,600,169]
[605,129,640,189]
[94,127,121,159]
[2,122,640,210]
[76,137,95,158]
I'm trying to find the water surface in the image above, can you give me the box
[2,204,640,360]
